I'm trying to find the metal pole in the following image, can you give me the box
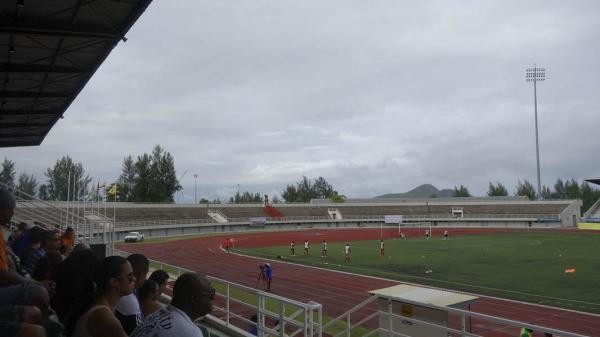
[526,65,545,200]
[533,76,542,199]
[66,170,71,229]
[194,174,198,204]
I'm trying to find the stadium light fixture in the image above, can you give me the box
[526,65,546,200]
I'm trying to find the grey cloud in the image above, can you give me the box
[4,0,600,202]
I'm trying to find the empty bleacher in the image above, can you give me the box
[212,206,265,219]
[275,205,330,218]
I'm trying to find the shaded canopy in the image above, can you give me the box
[0,0,152,147]
[585,178,600,186]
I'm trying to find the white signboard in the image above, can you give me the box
[385,215,403,224]
[249,217,267,226]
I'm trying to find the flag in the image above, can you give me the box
[107,183,117,196]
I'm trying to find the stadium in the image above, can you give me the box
[2,1,600,337]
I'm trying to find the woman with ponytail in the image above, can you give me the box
[71,256,136,337]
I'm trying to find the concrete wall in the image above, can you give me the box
[112,218,563,242]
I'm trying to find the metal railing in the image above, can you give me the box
[324,294,589,337]
[114,249,322,337]
[115,217,215,228]
[109,213,561,229]
[4,182,116,253]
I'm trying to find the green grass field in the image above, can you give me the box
[235,233,600,314]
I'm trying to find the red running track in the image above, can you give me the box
[118,228,600,337]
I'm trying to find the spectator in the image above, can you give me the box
[73,243,90,253]
[0,189,55,337]
[18,226,44,260]
[71,256,135,337]
[520,327,533,337]
[148,270,170,296]
[59,227,75,257]
[115,254,149,335]
[249,314,258,336]
[52,249,98,325]
[32,251,62,281]
[7,222,25,247]
[132,272,214,337]
[138,279,162,317]
[22,229,60,276]
[9,223,32,257]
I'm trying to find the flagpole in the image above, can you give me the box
[66,170,71,230]
[72,174,77,231]
[113,183,117,255]
[103,184,107,245]
[82,182,86,240]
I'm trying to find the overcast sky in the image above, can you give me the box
[4,0,600,202]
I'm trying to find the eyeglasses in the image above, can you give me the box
[202,288,216,300]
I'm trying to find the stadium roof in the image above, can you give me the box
[585,178,600,186]
[0,0,153,148]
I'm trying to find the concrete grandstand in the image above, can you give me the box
[12,197,581,242]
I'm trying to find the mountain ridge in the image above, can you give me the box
[375,184,454,198]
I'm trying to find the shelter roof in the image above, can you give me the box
[585,178,600,186]
[1,0,152,147]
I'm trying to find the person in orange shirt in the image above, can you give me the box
[0,189,53,337]
[60,227,75,257]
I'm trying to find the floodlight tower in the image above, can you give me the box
[194,174,198,204]
[526,65,545,200]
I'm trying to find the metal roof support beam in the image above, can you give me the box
[0,131,42,137]
[0,109,57,115]
[0,25,120,40]
[0,64,90,74]
[1,91,67,98]
[0,122,48,128]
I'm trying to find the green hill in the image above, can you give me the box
[375,184,454,198]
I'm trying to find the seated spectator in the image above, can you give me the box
[73,243,90,253]
[9,223,32,257]
[115,254,149,335]
[17,226,44,260]
[135,270,170,318]
[131,273,215,337]
[52,249,98,326]
[0,189,56,337]
[22,230,61,277]
[148,269,170,295]
[7,222,25,247]
[32,251,62,282]
[138,279,162,317]
[59,227,75,258]
[71,256,135,337]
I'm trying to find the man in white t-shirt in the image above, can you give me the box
[132,273,215,337]
[321,240,328,257]
[303,240,309,255]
